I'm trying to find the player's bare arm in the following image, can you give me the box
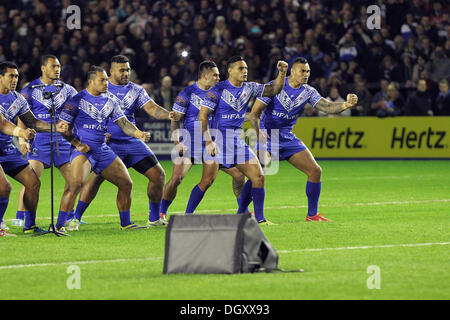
[249,99,269,143]
[198,106,217,156]
[142,100,181,121]
[170,111,184,142]
[0,112,35,139]
[314,94,358,114]
[56,120,90,153]
[262,60,288,97]
[16,118,31,155]
[19,110,54,133]
[114,116,150,142]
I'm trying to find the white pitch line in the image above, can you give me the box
[0,256,162,270]
[2,242,448,270]
[278,242,450,254]
[7,198,446,221]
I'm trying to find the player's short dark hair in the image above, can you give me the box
[40,54,58,66]
[226,56,244,70]
[292,57,308,66]
[111,55,130,64]
[198,60,217,78]
[0,61,18,76]
[88,65,106,80]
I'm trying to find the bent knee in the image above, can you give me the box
[0,181,12,197]
[308,165,322,181]
[251,173,265,186]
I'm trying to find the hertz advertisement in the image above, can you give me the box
[291,116,450,159]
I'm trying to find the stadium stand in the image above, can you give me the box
[0,0,448,116]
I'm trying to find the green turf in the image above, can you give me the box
[1,160,449,300]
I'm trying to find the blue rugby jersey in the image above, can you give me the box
[58,89,126,148]
[203,79,265,130]
[21,79,77,123]
[257,78,322,134]
[106,81,152,141]
[0,91,30,145]
[172,82,212,130]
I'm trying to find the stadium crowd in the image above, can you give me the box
[0,0,449,117]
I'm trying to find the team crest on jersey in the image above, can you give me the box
[0,96,26,120]
[79,98,115,123]
[31,86,68,111]
[276,88,308,113]
[221,85,253,112]
[113,85,140,111]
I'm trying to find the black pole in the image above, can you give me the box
[33,85,68,237]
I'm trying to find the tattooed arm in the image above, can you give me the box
[314,94,358,114]
[142,100,181,121]
[18,110,54,132]
[0,113,35,139]
[56,120,90,153]
[114,116,150,142]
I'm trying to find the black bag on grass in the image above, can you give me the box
[163,214,278,274]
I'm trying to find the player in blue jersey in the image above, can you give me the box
[0,110,36,237]
[248,57,358,222]
[160,60,250,217]
[0,61,61,234]
[56,66,151,231]
[13,55,78,227]
[67,55,179,231]
[190,56,288,224]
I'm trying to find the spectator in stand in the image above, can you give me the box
[375,82,405,117]
[428,46,450,82]
[404,79,434,116]
[351,79,373,116]
[434,79,450,116]
[154,75,178,111]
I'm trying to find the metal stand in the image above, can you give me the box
[33,86,68,237]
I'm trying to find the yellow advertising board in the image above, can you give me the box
[289,116,450,159]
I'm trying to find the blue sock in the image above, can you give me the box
[185,185,205,214]
[236,180,252,214]
[236,198,250,213]
[56,211,69,229]
[24,211,36,229]
[160,199,172,215]
[251,187,265,221]
[306,181,321,217]
[119,210,132,227]
[16,210,24,220]
[66,209,75,221]
[75,200,90,221]
[0,196,9,224]
[149,201,161,222]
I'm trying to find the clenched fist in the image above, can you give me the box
[169,111,182,121]
[345,94,358,109]
[20,128,36,140]
[277,60,288,74]
[135,130,151,143]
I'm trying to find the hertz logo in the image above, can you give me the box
[391,127,446,149]
[311,128,364,149]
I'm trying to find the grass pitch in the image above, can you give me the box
[1,160,449,300]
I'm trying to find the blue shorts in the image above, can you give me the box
[213,128,257,169]
[108,138,156,168]
[257,130,307,161]
[71,143,118,174]
[0,142,29,177]
[28,132,71,168]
